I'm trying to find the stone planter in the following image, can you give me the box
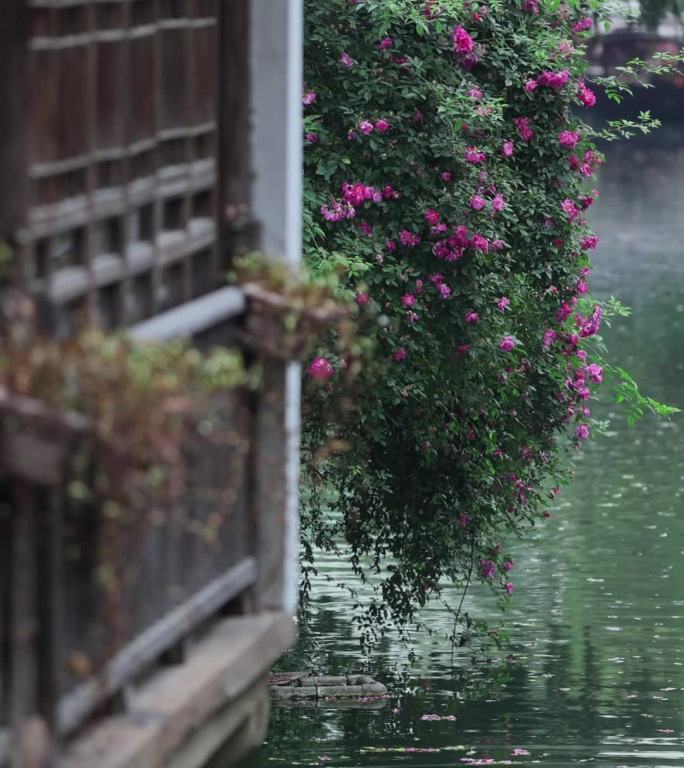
[240,282,346,362]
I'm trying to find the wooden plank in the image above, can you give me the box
[43,223,216,305]
[168,681,269,768]
[0,387,89,485]
[0,432,68,487]
[0,389,89,433]
[129,286,245,342]
[57,557,257,737]
[61,612,295,768]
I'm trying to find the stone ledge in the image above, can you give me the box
[61,612,295,768]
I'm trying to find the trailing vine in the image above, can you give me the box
[299,0,679,647]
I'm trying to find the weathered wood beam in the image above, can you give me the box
[57,557,257,737]
[129,286,245,342]
[60,613,295,768]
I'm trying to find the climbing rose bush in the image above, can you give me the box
[299,0,668,644]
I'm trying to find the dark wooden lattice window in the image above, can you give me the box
[2,0,250,338]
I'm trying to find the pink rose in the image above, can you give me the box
[558,130,581,149]
[340,51,354,68]
[499,336,518,352]
[470,194,486,211]
[452,25,475,55]
[308,357,334,380]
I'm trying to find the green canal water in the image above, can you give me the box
[241,133,684,768]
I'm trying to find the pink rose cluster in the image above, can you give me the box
[429,220,499,262]
[546,291,606,444]
[537,69,570,90]
[321,180,399,222]
[399,229,421,247]
[575,305,603,339]
[464,146,487,164]
[561,198,580,220]
[320,199,356,222]
[343,180,378,205]
[357,118,391,136]
[558,130,581,149]
[572,16,593,34]
[569,149,603,177]
[469,193,506,213]
[452,25,478,68]
[479,558,514,595]
[577,80,597,107]
[513,117,534,142]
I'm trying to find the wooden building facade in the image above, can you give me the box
[0,1,303,766]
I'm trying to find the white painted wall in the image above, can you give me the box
[250,0,303,615]
[250,0,303,266]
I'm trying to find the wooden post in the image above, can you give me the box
[0,0,29,284]
[219,0,254,265]
[34,490,64,765]
[252,360,290,613]
[0,402,78,767]
[247,0,304,617]
[9,483,49,768]
[0,483,11,748]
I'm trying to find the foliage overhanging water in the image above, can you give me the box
[239,129,684,768]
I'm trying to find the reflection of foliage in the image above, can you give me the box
[639,0,684,29]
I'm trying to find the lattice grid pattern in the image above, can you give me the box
[25,0,223,336]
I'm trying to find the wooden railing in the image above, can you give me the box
[0,289,296,765]
[0,2,298,762]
